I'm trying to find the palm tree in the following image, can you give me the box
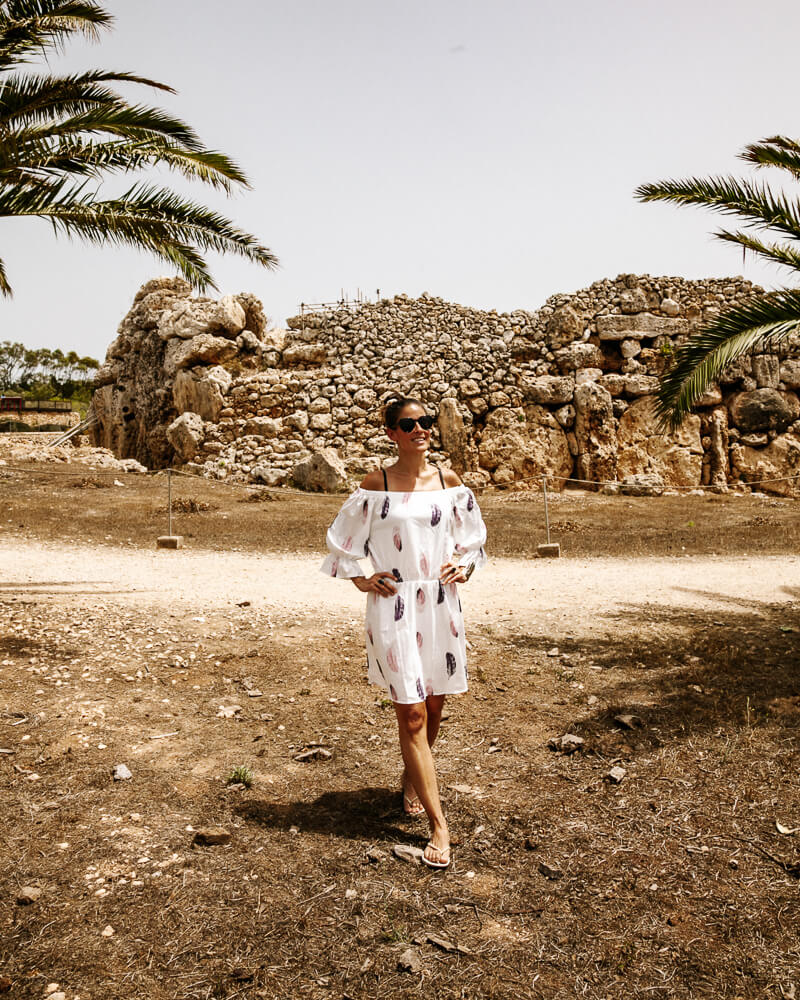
[635,136,800,429]
[0,0,277,297]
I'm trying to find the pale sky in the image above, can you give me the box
[3,0,800,360]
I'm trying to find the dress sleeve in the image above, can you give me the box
[320,488,372,579]
[452,486,487,576]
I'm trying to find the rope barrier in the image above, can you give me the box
[3,456,800,494]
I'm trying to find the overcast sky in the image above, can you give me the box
[4,0,800,360]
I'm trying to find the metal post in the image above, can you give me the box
[168,468,172,536]
[543,475,551,545]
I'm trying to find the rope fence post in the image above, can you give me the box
[156,467,183,550]
[537,475,560,558]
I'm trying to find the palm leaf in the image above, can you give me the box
[656,290,800,429]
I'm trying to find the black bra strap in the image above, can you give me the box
[438,467,445,488]
[382,467,388,491]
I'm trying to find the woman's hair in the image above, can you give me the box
[382,395,424,429]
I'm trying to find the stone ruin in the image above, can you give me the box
[90,273,800,496]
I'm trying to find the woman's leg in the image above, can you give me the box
[402,694,445,814]
[395,701,449,855]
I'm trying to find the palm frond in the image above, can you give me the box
[741,136,800,180]
[0,70,175,128]
[0,178,278,288]
[0,254,10,296]
[635,175,800,244]
[713,228,800,273]
[14,103,205,149]
[656,290,800,430]
[0,1,111,70]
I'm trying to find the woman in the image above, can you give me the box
[321,396,486,869]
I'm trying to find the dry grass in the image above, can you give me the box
[0,467,799,999]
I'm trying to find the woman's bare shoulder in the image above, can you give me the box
[360,468,384,490]
[441,468,462,487]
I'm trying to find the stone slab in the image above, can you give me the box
[157,535,184,549]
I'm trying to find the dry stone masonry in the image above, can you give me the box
[91,273,800,496]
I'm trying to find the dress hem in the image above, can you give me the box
[368,676,468,704]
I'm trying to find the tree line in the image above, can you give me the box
[0,340,99,401]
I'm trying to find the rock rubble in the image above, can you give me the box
[90,273,800,496]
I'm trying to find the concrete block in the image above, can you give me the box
[537,542,561,558]
[157,535,184,549]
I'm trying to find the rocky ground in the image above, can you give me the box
[1,463,799,999]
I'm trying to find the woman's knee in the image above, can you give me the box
[396,702,427,737]
[426,694,445,718]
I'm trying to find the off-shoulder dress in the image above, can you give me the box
[321,475,487,704]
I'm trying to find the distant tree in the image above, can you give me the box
[636,136,800,429]
[0,0,278,297]
[0,338,98,392]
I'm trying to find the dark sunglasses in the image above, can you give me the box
[396,415,435,433]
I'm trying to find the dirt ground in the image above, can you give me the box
[1,461,799,1000]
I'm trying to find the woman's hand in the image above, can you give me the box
[439,561,468,585]
[351,572,398,596]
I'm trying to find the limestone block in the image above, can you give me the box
[308,397,331,414]
[477,405,572,489]
[596,313,691,340]
[172,369,225,422]
[695,383,723,407]
[353,388,377,409]
[616,397,702,487]
[282,343,327,366]
[459,379,481,397]
[623,374,660,397]
[250,464,288,487]
[284,411,309,432]
[718,356,752,385]
[167,412,205,461]
[597,374,626,397]
[575,368,602,385]
[554,404,575,429]
[740,433,768,447]
[619,288,649,314]
[620,339,641,359]
[779,358,800,389]
[555,342,603,373]
[708,407,729,487]
[523,375,575,406]
[466,396,488,417]
[573,382,616,486]
[237,330,262,352]
[752,354,780,389]
[730,433,800,496]
[245,416,281,438]
[660,298,680,317]
[438,397,470,474]
[309,413,333,431]
[163,333,237,375]
[728,388,797,434]
[93,360,121,387]
[489,391,510,407]
[619,473,665,496]
[235,292,268,337]
[292,448,348,492]
[158,295,246,341]
[545,305,583,349]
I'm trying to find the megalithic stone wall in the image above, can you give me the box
[91,273,800,496]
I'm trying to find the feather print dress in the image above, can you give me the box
[321,484,487,704]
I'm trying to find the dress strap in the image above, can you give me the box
[382,467,388,491]
[437,467,445,488]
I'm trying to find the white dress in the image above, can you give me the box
[321,484,487,704]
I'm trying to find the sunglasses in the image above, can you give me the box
[395,415,435,433]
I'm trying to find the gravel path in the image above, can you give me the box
[3,538,797,623]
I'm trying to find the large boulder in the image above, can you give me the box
[172,366,230,422]
[573,383,616,486]
[616,397,702,487]
[167,412,205,462]
[437,398,470,474]
[292,448,348,492]
[545,305,583,349]
[158,294,246,340]
[728,388,798,434]
[477,405,572,489]
[163,333,238,375]
[708,407,729,487]
[523,376,575,406]
[730,433,800,497]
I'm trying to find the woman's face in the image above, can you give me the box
[387,402,431,455]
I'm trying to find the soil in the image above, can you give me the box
[1,460,799,999]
